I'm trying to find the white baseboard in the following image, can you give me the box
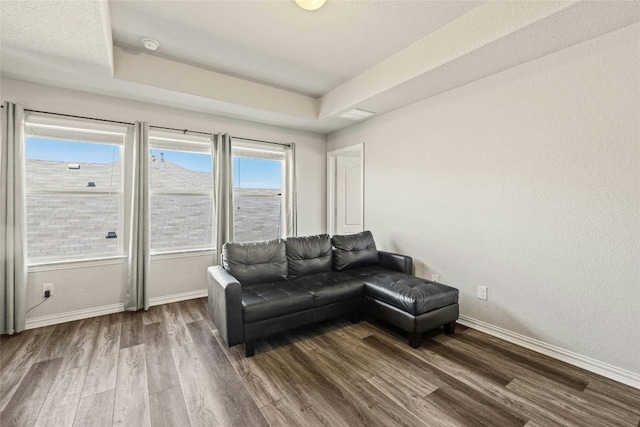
[458,315,640,390]
[25,289,207,330]
[26,303,124,329]
[149,289,207,306]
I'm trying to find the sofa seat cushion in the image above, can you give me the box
[344,266,458,315]
[288,272,365,307]
[242,281,314,323]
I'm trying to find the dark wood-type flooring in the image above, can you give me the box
[1,298,639,426]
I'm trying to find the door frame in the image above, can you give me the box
[327,143,364,236]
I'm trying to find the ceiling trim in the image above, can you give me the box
[3,0,639,134]
[113,47,318,120]
[100,0,115,76]
[318,0,576,119]
[110,0,640,132]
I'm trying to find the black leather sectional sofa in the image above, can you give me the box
[208,231,459,356]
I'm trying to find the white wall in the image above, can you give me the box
[1,78,327,321]
[327,24,640,375]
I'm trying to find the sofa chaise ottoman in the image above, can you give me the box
[208,231,459,356]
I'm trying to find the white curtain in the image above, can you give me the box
[125,122,150,311]
[1,102,28,334]
[213,133,234,265]
[285,143,297,237]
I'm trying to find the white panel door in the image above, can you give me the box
[335,155,362,235]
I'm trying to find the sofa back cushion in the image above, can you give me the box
[331,230,379,271]
[285,234,332,278]
[222,239,287,285]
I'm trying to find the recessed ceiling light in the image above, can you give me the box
[142,38,159,51]
[340,108,375,121]
[295,0,326,11]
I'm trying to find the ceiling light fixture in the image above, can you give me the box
[295,0,326,11]
[142,38,159,51]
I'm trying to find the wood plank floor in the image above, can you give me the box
[1,298,638,426]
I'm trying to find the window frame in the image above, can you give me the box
[148,130,215,255]
[24,114,129,267]
[232,142,287,242]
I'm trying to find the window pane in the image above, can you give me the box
[26,195,120,261]
[234,190,282,243]
[150,149,212,193]
[149,147,214,252]
[26,137,120,192]
[233,157,281,190]
[233,156,283,243]
[150,196,213,251]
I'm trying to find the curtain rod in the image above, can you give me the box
[149,124,213,137]
[150,126,290,147]
[232,136,291,148]
[23,108,135,126]
[5,106,292,148]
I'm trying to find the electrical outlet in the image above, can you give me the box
[43,283,54,297]
[477,285,487,301]
[431,274,439,282]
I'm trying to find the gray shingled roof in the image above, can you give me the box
[26,159,282,260]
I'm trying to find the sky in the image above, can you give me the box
[26,137,120,162]
[26,137,282,189]
[233,157,281,190]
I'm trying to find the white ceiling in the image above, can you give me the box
[109,0,480,97]
[1,1,639,134]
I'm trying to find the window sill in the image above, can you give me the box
[28,255,127,272]
[151,248,216,260]
[27,249,217,271]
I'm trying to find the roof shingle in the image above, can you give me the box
[26,159,282,260]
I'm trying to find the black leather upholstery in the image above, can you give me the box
[243,298,362,342]
[223,239,287,285]
[364,297,459,334]
[285,234,332,278]
[242,271,365,324]
[415,303,459,333]
[332,230,379,271]
[207,266,243,346]
[378,251,413,274]
[289,271,364,307]
[363,296,416,330]
[345,266,458,315]
[209,233,459,356]
[242,281,314,323]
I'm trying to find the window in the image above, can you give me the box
[233,144,285,243]
[24,115,127,263]
[149,131,213,253]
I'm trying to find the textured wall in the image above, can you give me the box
[327,24,640,374]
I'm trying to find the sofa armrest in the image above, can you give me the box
[207,266,243,347]
[378,251,413,274]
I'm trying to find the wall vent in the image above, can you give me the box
[340,108,375,121]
